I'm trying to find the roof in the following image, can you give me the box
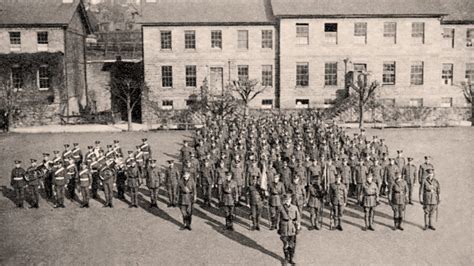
[271,0,446,18]
[138,0,275,25]
[442,0,474,23]
[0,0,93,33]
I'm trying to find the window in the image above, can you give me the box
[185,65,197,87]
[161,66,173,87]
[384,22,397,44]
[38,65,50,90]
[238,65,249,81]
[238,30,249,49]
[466,63,474,81]
[383,62,396,85]
[324,62,338,86]
[354,22,367,44]
[262,30,273,49]
[412,22,425,44]
[467,29,474,47]
[262,65,273,87]
[295,99,309,109]
[296,63,309,87]
[9,32,21,50]
[409,98,423,107]
[442,64,453,85]
[37,32,48,44]
[11,66,22,90]
[443,28,455,48]
[262,99,273,109]
[296,23,309,45]
[162,100,173,110]
[410,62,424,85]
[211,30,222,48]
[184,31,196,49]
[160,31,172,49]
[324,23,338,44]
[441,97,453,107]
[324,99,336,106]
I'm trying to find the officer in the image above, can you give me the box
[360,174,379,231]
[78,163,91,208]
[402,157,417,204]
[288,175,306,215]
[178,171,196,230]
[328,175,347,231]
[306,180,325,230]
[115,159,127,200]
[65,158,78,201]
[222,172,238,230]
[200,159,214,206]
[268,174,286,230]
[165,160,180,207]
[146,159,161,208]
[353,160,369,203]
[41,153,54,199]
[11,160,26,208]
[140,138,152,167]
[418,156,434,185]
[126,160,140,208]
[389,173,408,230]
[52,161,67,208]
[99,159,116,208]
[247,175,264,231]
[419,169,440,230]
[26,159,41,208]
[278,193,301,265]
[384,158,400,197]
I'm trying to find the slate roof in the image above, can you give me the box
[442,0,474,23]
[0,0,93,33]
[138,0,275,25]
[271,0,446,17]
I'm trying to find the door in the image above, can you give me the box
[209,67,223,95]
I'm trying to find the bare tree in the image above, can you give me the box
[460,81,473,103]
[106,78,142,131]
[349,72,380,128]
[228,78,267,117]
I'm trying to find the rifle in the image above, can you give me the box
[319,197,324,229]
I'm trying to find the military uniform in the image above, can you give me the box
[389,178,408,230]
[11,165,26,208]
[384,163,400,196]
[360,180,379,230]
[278,200,301,264]
[247,178,264,230]
[402,161,417,204]
[115,163,127,200]
[78,167,91,207]
[418,160,434,185]
[420,175,440,230]
[307,182,325,230]
[146,164,161,207]
[353,164,369,202]
[53,165,68,208]
[166,163,180,207]
[41,155,54,199]
[100,163,116,207]
[268,180,286,230]
[126,163,140,207]
[200,161,214,206]
[178,176,196,230]
[215,165,227,204]
[222,178,238,230]
[288,181,306,214]
[66,163,78,200]
[90,159,101,198]
[26,163,41,208]
[328,181,347,230]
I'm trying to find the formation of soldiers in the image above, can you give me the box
[9,112,441,265]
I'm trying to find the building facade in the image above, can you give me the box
[138,0,473,123]
[0,0,92,126]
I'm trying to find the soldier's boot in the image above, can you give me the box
[255,215,260,231]
[429,215,436,230]
[423,214,429,230]
[225,216,230,229]
[181,217,187,230]
[229,215,235,231]
[398,218,404,231]
[338,218,343,231]
[369,212,375,231]
[364,215,369,231]
[289,247,295,264]
[393,218,398,230]
[188,215,193,230]
[283,248,289,264]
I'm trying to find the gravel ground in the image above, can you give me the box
[0,128,473,265]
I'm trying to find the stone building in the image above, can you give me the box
[0,0,93,126]
[139,0,473,124]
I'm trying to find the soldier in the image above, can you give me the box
[62,144,73,164]
[215,160,228,205]
[84,146,95,167]
[280,160,293,189]
[113,140,123,159]
[306,180,325,230]
[99,160,116,208]
[293,160,307,188]
[41,153,54,199]
[89,155,101,199]
[360,174,379,231]
[11,160,26,208]
[384,158,400,197]
[389,173,408,230]
[222,172,238,230]
[26,159,41,208]
[65,158,78,201]
[180,140,192,164]
[308,159,322,186]
[52,161,67,208]
[105,145,115,161]
[178,171,196,230]
[268,174,285,230]
[288,176,306,215]
[93,140,103,157]
[369,158,383,197]
[140,138,152,167]
[231,156,245,205]
[402,157,417,205]
[247,175,264,231]
[328,175,347,231]
[115,159,127,200]
[165,160,180,207]
[418,156,434,185]
[126,160,140,208]
[419,169,440,230]
[71,143,83,170]
[278,193,301,265]
[395,150,406,170]
[353,160,369,203]
[340,158,352,193]
[78,163,91,208]
[200,159,214,206]
[146,159,161,208]
[134,145,145,185]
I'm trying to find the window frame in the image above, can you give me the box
[261,30,273,49]
[383,61,396,85]
[296,23,309,45]
[410,62,424,85]
[185,65,197,88]
[441,63,453,85]
[443,28,455,48]
[261,99,273,109]
[38,65,50,91]
[184,30,196,50]
[324,23,338,44]
[411,22,425,44]
[237,30,249,50]
[467,29,474,47]
[211,30,222,49]
[261,65,273,87]
[237,65,249,81]
[162,100,174,110]
[324,62,338,86]
[354,22,367,44]
[160,31,172,50]
[11,65,23,91]
[296,62,309,87]
[295,99,310,109]
[466,63,474,82]
[9,32,21,51]
[37,31,49,44]
[161,66,173,88]
[383,22,397,44]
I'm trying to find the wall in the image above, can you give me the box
[0,27,64,54]
[86,62,112,113]
[142,24,278,123]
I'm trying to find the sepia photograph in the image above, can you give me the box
[0,0,473,265]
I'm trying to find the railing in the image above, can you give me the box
[86,30,143,60]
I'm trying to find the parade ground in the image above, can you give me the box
[0,128,473,265]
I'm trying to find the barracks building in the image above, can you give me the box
[139,0,473,123]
